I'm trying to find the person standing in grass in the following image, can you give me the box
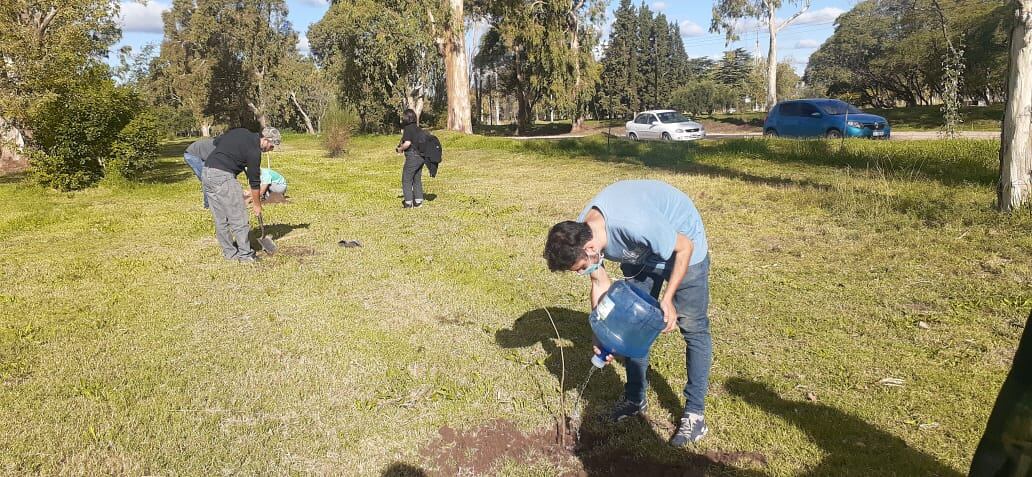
[202,126,280,263]
[395,109,425,208]
[543,179,712,447]
[184,137,216,208]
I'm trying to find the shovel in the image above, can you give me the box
[257,213,277,254]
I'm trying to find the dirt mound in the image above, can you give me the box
[418,419,766,476]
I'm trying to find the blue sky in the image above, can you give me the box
[112,0,856,73]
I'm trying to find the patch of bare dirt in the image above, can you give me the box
[276,245,319,257]
[419,419,767,476]
[699,119,763,134]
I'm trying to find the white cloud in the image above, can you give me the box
[119,1,167,34]
[297,34,311,55]
[794,39,820,49]
[297,0,329,6]
[792,7,845,25]
[652,1,667,11]
[679,20,705,37]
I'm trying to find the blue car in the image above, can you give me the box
[763,99,891,139]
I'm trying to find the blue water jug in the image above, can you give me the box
[589,280,666,368]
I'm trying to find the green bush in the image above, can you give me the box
[322,103,359,157]
[107,111,161,180]
[29,76,140,190]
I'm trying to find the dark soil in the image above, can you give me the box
[418,418,767,476]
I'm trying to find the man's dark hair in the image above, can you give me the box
[544,221,592,272]
[401,109,418,126]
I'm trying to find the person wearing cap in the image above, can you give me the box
[184,137,216,208]
[202,126,281,263]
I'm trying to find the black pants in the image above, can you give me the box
[970,309,1032,476]
[401,152,424,204]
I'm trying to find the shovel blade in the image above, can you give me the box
[259,236,277,254]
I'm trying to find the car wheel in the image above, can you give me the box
[662,132,672,141]
[764,128,778,137]
[825,129,843,139]
[628,132,638,141]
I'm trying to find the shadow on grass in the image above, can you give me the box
[138,157,196,185]
[0,171,28,185]
[474,123,573,137]
[521,138,833,191]
[257,223,310,241]
[380,462,427,476]
[725,378,964,476]
[396,193,438,202]
[496,308,767,476]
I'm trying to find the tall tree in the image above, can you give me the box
[152,0,216,135]
[711,0,811,109]
[566,0,605,131]
[598,0,640,117]
[0,0,120,131]
[309,0,441,131]
[429,0,473,133]
[999,0,1032,211]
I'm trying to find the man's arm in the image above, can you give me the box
[589,265,612,309]
[396,140,412,153]
[659,233,694,332]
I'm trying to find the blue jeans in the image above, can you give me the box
[620,255,712,415]
[183,153,209,208]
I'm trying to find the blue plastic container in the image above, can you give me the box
[589,280,666,368]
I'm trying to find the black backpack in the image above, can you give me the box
[420,132,442,164]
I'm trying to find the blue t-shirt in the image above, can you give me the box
[577,180,708,268]
[260,168,286,186]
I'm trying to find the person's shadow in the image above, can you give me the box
[725,378,964,476]
[380,462,427,476]
[496,308,767,476]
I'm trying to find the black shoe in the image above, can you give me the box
[610,398,648,422]
[402,201,413,208]
[413,201,423,208]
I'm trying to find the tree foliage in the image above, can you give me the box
[597,0,689,117]
[804,0,1006,107]
[309,0,441,132]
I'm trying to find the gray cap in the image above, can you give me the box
[261,127,282,146]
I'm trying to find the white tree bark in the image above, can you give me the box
[289,92,316,135]
[764,0,808,109]
[440,0,472,133]
[999,0,1032,211]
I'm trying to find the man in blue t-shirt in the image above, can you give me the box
[543,179,712,447]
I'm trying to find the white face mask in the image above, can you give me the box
[577,251,604,276]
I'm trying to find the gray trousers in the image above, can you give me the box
[401,151,424,204]
[202,167,254,260]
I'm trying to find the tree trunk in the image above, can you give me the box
[766,7,778,108]
[999,1,1032,211]
[201,121,212,137]
[443,0,472,133]
[246,101,269,129]
[289,92,317,135]
[517,94,532,135]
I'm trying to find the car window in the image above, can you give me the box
[817,100,863,115]
[649,114,659,124]
[780,102,801,117]
[635,114,650,124]
[657,112,690,123]
[799,103,820,117]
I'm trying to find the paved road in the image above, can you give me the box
[507,128,1000,141]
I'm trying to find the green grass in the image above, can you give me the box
[867,104,1004,132]
[1,133,1029,475]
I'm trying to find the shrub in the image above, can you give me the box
[29,76,140,190]
[108,110,162,180]
[322,103,359,157]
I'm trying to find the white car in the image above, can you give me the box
[625,110,706,141]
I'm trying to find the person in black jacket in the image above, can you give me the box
[202,126,281,263]
[395,109,425,208]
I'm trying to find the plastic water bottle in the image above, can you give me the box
[589,280,666,368]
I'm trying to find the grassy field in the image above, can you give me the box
[1,133,1029,475]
